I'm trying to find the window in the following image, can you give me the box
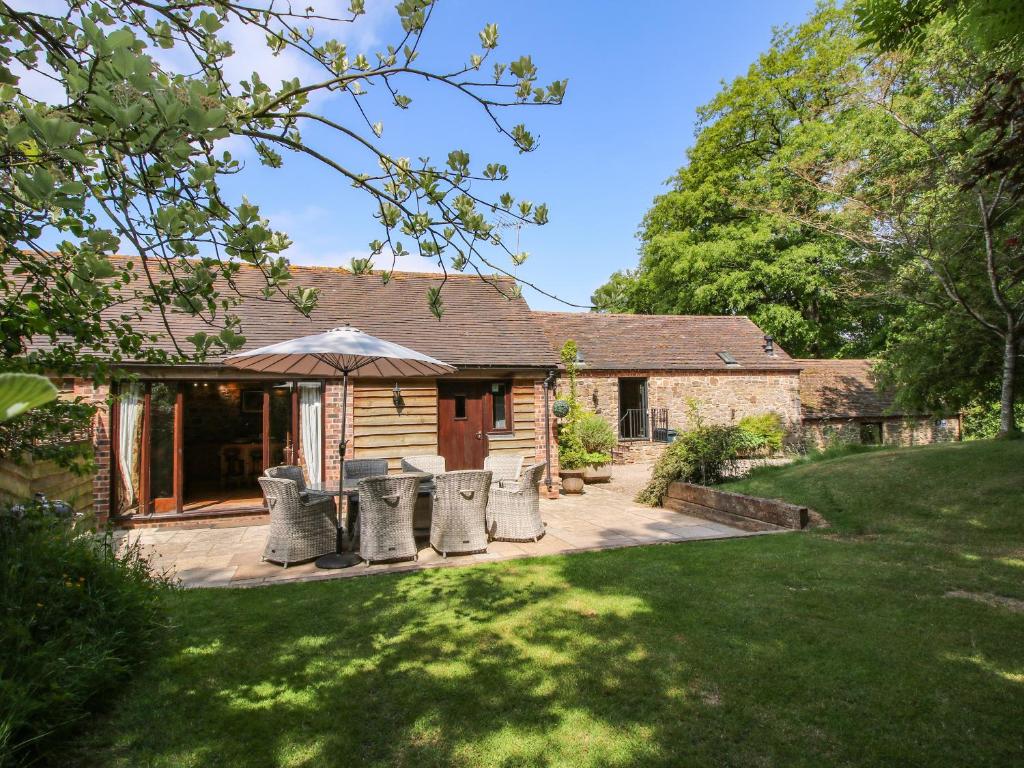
[485,381,513,433]
[454,395,467,419]
[491,383,508,430]
[860,422,883,445]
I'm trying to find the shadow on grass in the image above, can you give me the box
[82,522,1024,768]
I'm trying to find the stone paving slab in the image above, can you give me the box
[118,466,783,589]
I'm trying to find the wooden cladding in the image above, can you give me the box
[353,380,439,472]
[352,378,540,471]
[486,381,537,459]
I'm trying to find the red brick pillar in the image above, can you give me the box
[323,378,355,521]
[79,380,112,524]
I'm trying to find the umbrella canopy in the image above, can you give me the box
[223,324,455,569]
[223,325,456,377]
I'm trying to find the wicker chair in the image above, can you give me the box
[258,476,337,566]
[430,470,491,557]
[265,464,331,502]
[400,454,446,476]
[343,458,389,484]
[484,454,523,487]
[486,462,546,542]
[342,459,389,544]
[357,473,420,564]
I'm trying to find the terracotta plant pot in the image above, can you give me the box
[559,469,585,494]
[583,465,612,484]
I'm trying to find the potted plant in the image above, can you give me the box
[553,340,615,492]
[575,412,616,483]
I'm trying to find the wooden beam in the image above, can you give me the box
[262,384,271,472]
[109,381,120,516]
[290,384,300,464]
[140,382,151,515]
[173,382,184,514]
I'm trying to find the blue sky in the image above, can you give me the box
[26,0,819,311]
[218,0,820,311]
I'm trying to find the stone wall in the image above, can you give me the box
[803,415,961,451]
[555,369,802,461]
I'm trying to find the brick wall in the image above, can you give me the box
[555,369,802,461]
[75,379,111,523]
[803,415,961,450]
[323,379,355,483]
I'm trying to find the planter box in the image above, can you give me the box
[583,465,611,484]
[559,470,585,494]
[663,482,812,531]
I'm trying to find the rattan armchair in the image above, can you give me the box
[483,454,523,487]
[486,462,546,542]
[258,476,337,566]
[357,473,420,564]
[400,454,446,475]
[341,458,389,546]
[265,464,330,502]
[430,470,491,557]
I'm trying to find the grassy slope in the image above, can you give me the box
[83,441,1024,768]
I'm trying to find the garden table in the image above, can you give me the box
[308,472,435,546]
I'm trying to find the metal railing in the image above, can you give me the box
[619,408,649,440]
[619,407,671,442]
[651,408,670,442]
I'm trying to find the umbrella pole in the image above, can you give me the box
[315,370,360,569]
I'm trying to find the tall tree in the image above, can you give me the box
[593,5,882,359]
[734,8,1023,434]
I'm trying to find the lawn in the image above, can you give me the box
[82,441,1024,767]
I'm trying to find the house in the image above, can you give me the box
[52,260,559,525]
[27,258,960,525]
[534,312,803,462]
[798,359,961,448]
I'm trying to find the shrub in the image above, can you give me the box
[0,506,171,766]
[555,340,613,469]
[636,424,743,505]
[574,413,616,464]
[962,400,1024,440]
[736,412,786,456]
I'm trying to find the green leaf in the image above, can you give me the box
[0,374,58,422]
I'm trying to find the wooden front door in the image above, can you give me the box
[437,382,488,470]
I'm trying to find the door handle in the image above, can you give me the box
[475,431,483,440]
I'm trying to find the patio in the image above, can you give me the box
[118,465,773,588]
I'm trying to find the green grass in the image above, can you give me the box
[81,441,1024,767]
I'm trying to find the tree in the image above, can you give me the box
[592,5,882,359]
[0,0,565,377]
[730,8,1023,434]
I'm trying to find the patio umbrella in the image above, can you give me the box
[225,325,456,568]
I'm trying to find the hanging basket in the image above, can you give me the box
[552,399,571,418]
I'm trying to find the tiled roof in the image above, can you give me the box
[797,359,912,418]
[32,257,559,369]
[533,312,801,371]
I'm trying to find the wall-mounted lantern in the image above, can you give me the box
[392,382,403,407]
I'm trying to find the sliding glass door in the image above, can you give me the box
[114,379,324,518]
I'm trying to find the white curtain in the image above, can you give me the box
[299,383,322,483]
[118,383,142,506]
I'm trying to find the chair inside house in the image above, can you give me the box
[430,469,491,557]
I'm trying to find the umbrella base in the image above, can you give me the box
[315,552,362,569]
